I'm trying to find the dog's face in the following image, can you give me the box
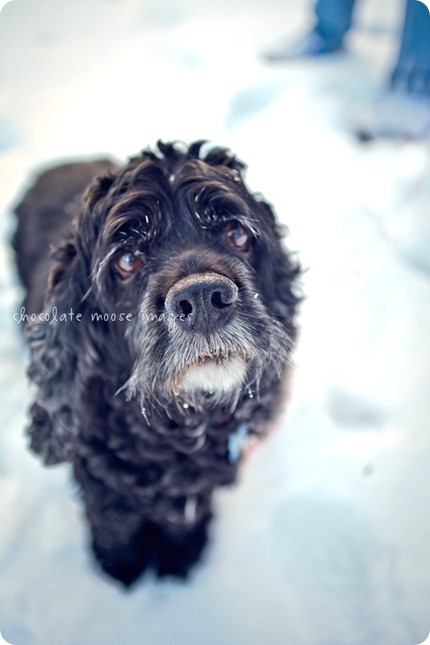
[39,142,300,425]
[66,142,299,415]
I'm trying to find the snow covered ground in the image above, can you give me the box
[1,0,430,643]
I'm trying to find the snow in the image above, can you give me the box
[1,0,430,643]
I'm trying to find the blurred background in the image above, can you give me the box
[1,0,430,643]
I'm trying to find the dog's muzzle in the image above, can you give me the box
[165,272,238,333]
[164,272,247,396]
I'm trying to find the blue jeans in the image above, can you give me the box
[313,0,430,95]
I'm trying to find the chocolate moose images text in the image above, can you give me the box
[13,307,193,325]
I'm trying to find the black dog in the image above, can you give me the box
[13,141,301,586]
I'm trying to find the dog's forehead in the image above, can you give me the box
[93,152,274,256]
[109,160,243,219]
[101,190,162,246]
[177,173,263,236]
[172,157,244,187]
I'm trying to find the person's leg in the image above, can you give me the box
[356,0,430,141]
[264,0,357,61]
[314,0,356,46]
[390,0,430,95]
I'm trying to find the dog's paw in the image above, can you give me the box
[92,541,151,588]
[152,520,210,580]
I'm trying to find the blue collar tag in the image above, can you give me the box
[227,422,250,463]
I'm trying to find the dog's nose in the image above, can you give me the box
[165,272,238,332]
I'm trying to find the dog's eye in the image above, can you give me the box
[114,250,142,279]
[225,222,252,252]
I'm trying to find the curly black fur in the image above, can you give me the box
[13,140,301,586]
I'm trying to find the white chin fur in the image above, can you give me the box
[180,356,247,394]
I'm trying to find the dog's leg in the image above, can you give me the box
[87,500,213,584]
[89,509,154,587]
[152,515,212,579]
[150,495,213,579]
[74,463,153,586]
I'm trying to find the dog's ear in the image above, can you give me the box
[25,172,115,465]
[26,241,84,464]
[256,200,302,334]
[272,243,302,334]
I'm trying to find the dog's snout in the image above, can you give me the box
[165,273,238,332]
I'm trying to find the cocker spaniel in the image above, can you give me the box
[13,141,301,586]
